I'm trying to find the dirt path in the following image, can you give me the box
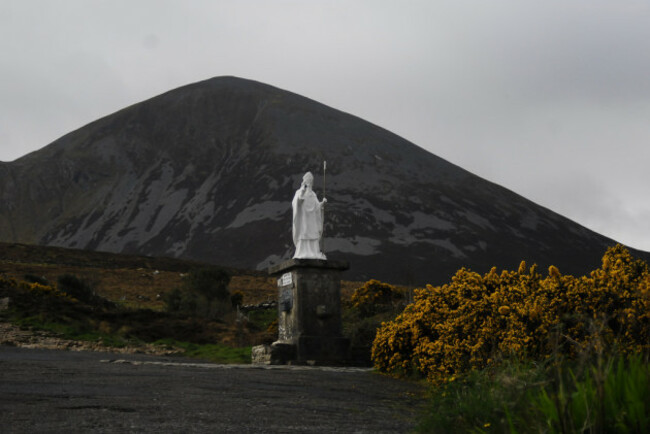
[0,346,426,433]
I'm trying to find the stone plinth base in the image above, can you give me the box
[251,337,351,366]
[294,335,351,364]
[251,343,296,365]
[251,258,352,366]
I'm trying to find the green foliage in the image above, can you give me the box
[13,315,130,348]
[153,339,251,364]
[529,355,650,434]
[246,309,277,331]
[1,274,253,364]
[57,273,98,304]
[345,315,385,348]
[162,288,182,312]
[416,360,546,433]
[416,355,650,433]
[163,288,199,314]
[341,280,408,364]
[347,280,406,343]
[185,267,230,302]
[164,267,232,319]
[230,291,244,308]
[343,307,397,350]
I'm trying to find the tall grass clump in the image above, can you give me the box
[416,354,650,433]
[371,245,650,432]
[529,354,650,434]
[416,359,547,433]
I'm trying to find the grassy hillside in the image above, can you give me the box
[0,242,373,363]
[0,242,275,310]
[0,242,363,309]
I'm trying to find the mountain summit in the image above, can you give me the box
[1,76,645,283]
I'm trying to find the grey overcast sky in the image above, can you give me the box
[1,0,649,251]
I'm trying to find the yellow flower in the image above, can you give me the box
[498,306,510,315]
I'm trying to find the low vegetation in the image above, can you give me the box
[163,267,234,319]
[416,353,650,433]
[342,279,408,363]
[0,265,269,363]
[369,245,650,432]
[373,245,649,382]
[3,242,649,431]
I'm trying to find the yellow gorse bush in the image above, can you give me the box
[371,245,650,383]
[350,279,403,316]
[16,280,74,300]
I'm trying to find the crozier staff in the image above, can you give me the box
[292,171,327,259]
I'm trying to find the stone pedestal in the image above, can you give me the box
[252,258,350,365]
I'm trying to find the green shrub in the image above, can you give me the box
[230,291,244,308]
[163,288,183,313]
[185,267,230,302]
[57,274,96,304]
[164,267,232,319]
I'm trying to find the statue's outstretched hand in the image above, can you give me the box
[322,198,327,205]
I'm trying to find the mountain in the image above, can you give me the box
[1,76,647,284]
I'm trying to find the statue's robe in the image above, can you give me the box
[292,187,326,259]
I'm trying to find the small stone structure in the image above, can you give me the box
[251,258,350,365]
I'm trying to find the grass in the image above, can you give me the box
[13,315,132,348]
[153,338,252,364]
[415,359,546,433]
[0,241,279,311]
[12,313,252,363]
[1,276,260,363]
[415,355,650,433]
[246,309,277,330]
[528,355,650,434]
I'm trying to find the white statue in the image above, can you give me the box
[292,171,327,259]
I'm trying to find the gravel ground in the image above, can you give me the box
[0,346,426,433]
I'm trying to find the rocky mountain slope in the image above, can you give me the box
[1,76,646,284]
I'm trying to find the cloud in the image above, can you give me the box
[0,0,649,251]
